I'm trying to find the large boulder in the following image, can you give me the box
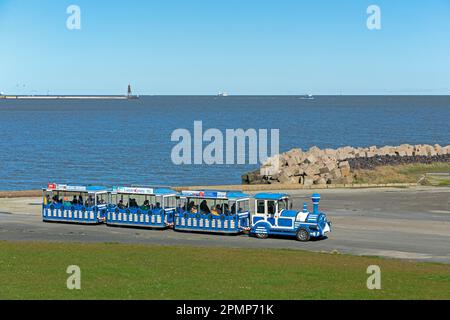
[304,177,314,186]
[378,146,396,156]
[288,148,304,163]
[314,176,327,185]
[434,144,444,155]
[331,168,342,179]
[242,170,267,185]
[283,165,300,177]
[396,144,414,157]
[260,155,282,176]
[340,166,351,177]
[319,161,337,175]
[305,154,317,164]
[304,164,321,177]
[278,172,299,184]
[354,148,367,158]
[285,155,298,168]
[342,146,356,159]
[425,145,437,156]
[414,145,428,156]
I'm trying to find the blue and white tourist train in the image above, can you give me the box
[174,190,250,234]
[42,183,109,224]
[42,184,332,242]
[106,186,177,229]
[250,193,332,241]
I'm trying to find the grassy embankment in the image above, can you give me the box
[0,241,449,300]
[353,163,450,186]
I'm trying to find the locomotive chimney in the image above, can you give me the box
[303,203,308,213]
[312,194,321,214]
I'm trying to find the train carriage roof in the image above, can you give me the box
[111,186,177,196]
[44,183,109,193]
[86,186,110,192]
[154,188,178,196]
[180,190,250,200]
[254,193,290,200]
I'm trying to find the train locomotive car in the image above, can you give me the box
[42,183,109,224]
[174,190,250,234]
[106,186,177,229]
[250,193,332,241]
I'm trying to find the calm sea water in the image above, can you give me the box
[0,96,449,190]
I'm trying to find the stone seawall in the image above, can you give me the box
[242,144,450,185]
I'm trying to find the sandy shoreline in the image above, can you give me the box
[0,190,42,198]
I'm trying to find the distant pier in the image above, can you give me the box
[0,95,135,100]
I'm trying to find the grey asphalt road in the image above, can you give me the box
[1,186,450,263]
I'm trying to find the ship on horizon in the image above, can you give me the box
[300,94,315,100]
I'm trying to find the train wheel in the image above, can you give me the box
[256,232,269,239]
[296,228,310,242]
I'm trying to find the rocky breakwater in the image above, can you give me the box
[242,144,450,185]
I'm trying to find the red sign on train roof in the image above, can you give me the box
[47,183,56,190]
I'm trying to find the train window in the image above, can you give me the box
[110,193,118,205]
[226,201,234,214]
[60,192,68,204]
[164,196,176,208]
[237,200,249,213]
[43,191,52,205]
[156,196,163,208]
[212,200,227,214]
[189,198,200,207]
[85,194,96,207]
[278,199,288,211]
[120,194,131,207]
[147,195,156,206]
[185,198,201,212]
[58,192,87,206]
[267,201,275,215]
[51,191,60,203]
[178,197,187,210]
[197,199,214,214]
[257,200,265,214]
[134,195,146,207]
[96,193,108,205]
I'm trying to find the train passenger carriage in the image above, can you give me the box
[174,190,250,234]
[106,186,177,229]
[250,193,332,241]
[42,183,109,224]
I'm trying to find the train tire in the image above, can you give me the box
[256,232,269,239]
[296,228,310,242]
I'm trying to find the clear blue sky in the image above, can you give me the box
[1,0,449,95]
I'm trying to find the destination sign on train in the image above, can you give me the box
[47,184,87,192]
[181,191,228,198]
[113,186,155,194]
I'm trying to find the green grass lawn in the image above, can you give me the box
[0,241,449,300]
[353,162,450,186]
